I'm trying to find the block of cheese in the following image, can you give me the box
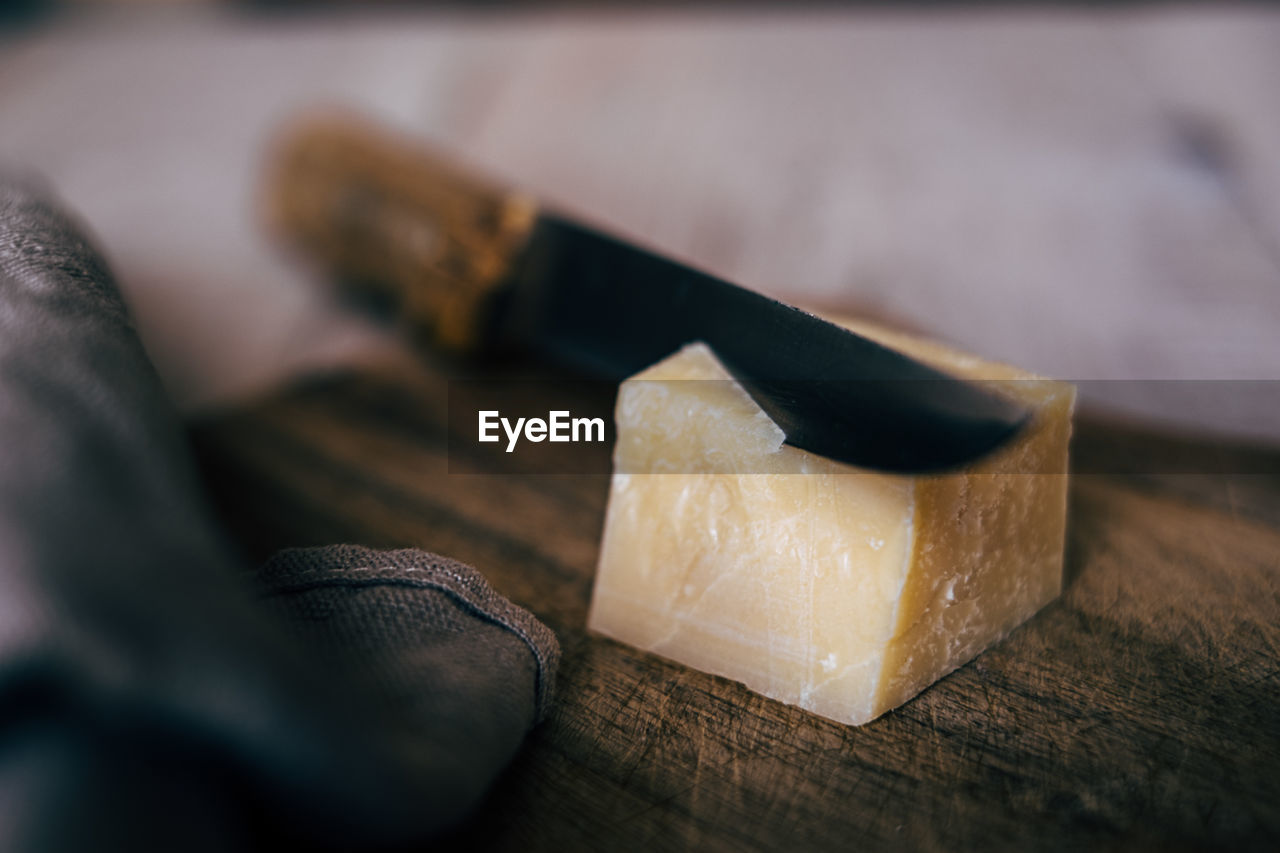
[587,318,1074,726]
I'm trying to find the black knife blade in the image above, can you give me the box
[499,216,1028,472]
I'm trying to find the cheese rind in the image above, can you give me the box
[588,320,1074,726]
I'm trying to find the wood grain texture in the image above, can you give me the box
[189,359,1280,852]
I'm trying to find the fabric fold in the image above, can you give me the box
[0,174,559,852]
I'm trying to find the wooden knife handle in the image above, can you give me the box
[264,113,539,353]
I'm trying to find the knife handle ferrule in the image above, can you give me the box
[264,112,538,353]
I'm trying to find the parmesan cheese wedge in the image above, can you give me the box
[587,318,1074,726]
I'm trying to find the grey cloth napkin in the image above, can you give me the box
[0,175,559,851]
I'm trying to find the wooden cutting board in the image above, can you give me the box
[189,356,1280,852]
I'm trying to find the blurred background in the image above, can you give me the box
[1,0,1277,440]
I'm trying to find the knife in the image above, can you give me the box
[265,113,1028,472]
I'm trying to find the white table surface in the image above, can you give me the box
[1,6,1277,439]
